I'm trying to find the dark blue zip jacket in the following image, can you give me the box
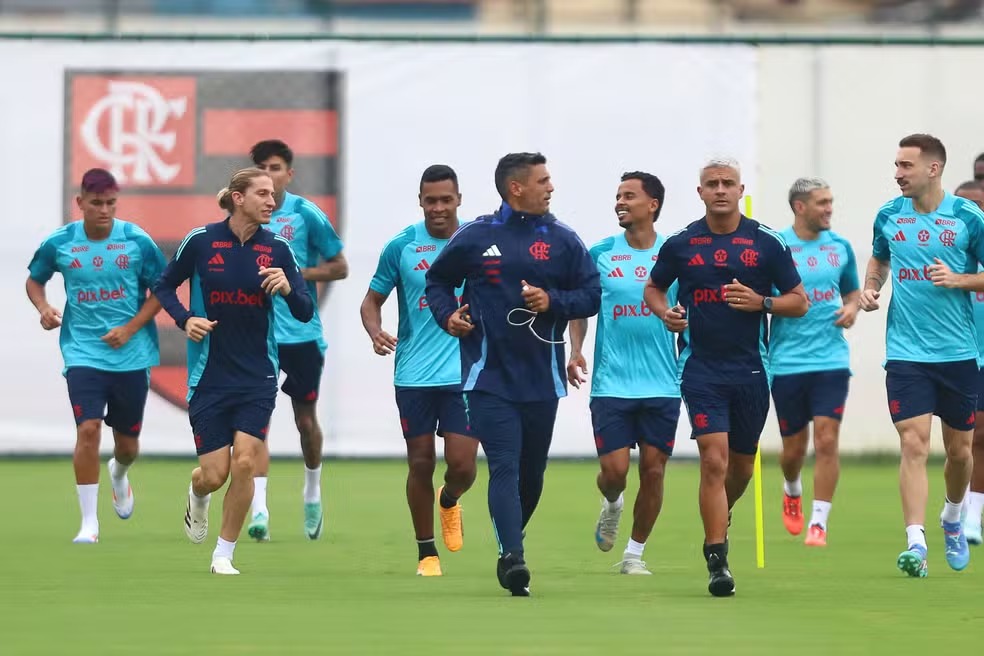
[425,202,601,402]
[153,219,313,399]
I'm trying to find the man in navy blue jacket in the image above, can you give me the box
[426,152,601,596]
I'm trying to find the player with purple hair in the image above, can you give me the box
[26,168,166,543]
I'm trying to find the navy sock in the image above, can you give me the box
[417,538,438,560]
[439,487,458,509]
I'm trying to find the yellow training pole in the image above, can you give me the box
[745,193,766,569]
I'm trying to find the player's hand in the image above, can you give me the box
[662,304,688,333]
[521,280,550,313]
[370,329,398,356]
[259,266,292,296]
[39,304,62,330]
[725,279,764,312]
[447,304,474,337]
[185,317,217,343]
[929,257,960,288]
[567,352,588,389]
[833,303,858,329]
[101,325,135,349]
[858,289,880,312]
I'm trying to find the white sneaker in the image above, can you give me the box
[618,557,652,575]
[210,557,240,575]
[594,499,622,552]
[72,529,99,544]
[108,459,134,520]
[184,487,209,544]
[964,519,983,546]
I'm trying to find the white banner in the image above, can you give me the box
[2,40,761,456]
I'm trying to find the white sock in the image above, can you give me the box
[77,484,99,533]
[941,497,963,523]
[968,492,984,524]
[810,500,832,530]
[190,483,210,509]
[252,476,268,516]
[109,458,130,482]
[906,524,927,550]
[213,537,236,561]
[783,477,802,497]
[303,465,322,504]
[625,538,645,558]
[605,493,624,511]
[109,459,130,496]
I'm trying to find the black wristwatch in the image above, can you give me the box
[762,297,774,313]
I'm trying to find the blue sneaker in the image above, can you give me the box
[897,544,928,578]
[942,520,970,570]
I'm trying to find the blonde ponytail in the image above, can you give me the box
[216,187,234,212]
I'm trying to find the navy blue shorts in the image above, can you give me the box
[589,397,681,456]
[680,376,770,455]
[278,341,325,402]
[771,369,850,437]
[886,360,977,430]
[977,367,984,412]
[395,386,471,439]
[188,388,276,456]
[65,367,149,436]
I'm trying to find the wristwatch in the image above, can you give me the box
[762,297,774,313]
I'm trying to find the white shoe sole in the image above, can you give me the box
[210,560,240,575]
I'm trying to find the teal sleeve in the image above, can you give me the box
[839,238,860,295]
[129,225,167,289]
[872,210,891,262]
[588,237,615,264]
[369,233,409,297]
[958,199,984,266]
[27,236,60,283]
[299,199,343,261]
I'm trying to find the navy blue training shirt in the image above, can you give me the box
[426,202,601,403]
[649,216,801,383]
[153,219,314,400]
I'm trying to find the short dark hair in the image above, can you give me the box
[250,139,294,167]
[419,164,458,192]
[620,171,665,221]
[80,168,119,194]
[494,152,547,201]
[899,133,947,166]
[975,153,984,164]
[956,180,984,193]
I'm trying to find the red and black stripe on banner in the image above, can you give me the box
[63,70,343,408]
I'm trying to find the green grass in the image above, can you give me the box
[1,458,982,654]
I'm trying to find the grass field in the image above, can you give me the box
[1,457,982,655]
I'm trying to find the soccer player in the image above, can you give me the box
[426,152,601,596]
[567,171,679,575]
[954,180,984,544]
[645,157,808,596]
[27,168,165,543]
[247,139,347,542]
[153,168,313,574]
[360,164,479,577]
[770,178,859,547]
[859,134,984,577]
